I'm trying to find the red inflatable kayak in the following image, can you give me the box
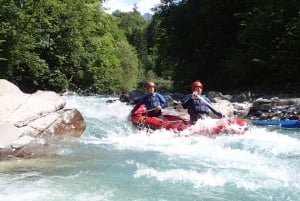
[130,105,249,135]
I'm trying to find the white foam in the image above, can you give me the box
[134,164,227,187]
[65,96,300,191]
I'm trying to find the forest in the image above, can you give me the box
[0,0,299,94]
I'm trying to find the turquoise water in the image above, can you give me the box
[0,95,299,201]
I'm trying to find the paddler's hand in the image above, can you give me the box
[192,91,198,99]
[156,106,161,110]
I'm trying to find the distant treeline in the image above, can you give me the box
[1,0,299,94]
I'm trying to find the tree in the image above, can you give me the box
[113,11,152,73]
[152,0,246,91]
[117,41,140,91]
[226,0,300,90]
[151,0,300,92]
[0,0,138,93]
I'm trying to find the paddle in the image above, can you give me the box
[145,107,160,113]
[196,95,251,132]
[132,106,160,116]
[196,95,223,118]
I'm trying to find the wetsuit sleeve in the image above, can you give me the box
[182,95,192,109]
[156,93,167,108]
[131,95,145,114]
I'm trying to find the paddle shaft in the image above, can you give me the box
[145,107,159,113]
[135,106,159,115]
[196,95,223,116]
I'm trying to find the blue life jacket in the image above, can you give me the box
[144,94,160,108]
[131,93,167,117]
[182,95,210,115]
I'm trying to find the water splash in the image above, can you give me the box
[1,95,298,201]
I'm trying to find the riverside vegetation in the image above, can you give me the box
[0,0,299,95]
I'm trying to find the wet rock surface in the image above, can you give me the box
[0,79,86,160]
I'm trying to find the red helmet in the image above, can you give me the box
[192,81,203,90]
[146,81,155,88]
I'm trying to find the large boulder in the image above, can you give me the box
[0,79,86,159]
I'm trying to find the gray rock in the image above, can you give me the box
[0,79,86,159]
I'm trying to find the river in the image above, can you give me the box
[0,95,299,201]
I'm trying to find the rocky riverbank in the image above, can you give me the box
[122,89,300,121]
[2,79,298,160]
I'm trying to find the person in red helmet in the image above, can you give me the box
[131,81,167,117]
[182,80,223,124]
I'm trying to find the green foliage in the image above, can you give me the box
[0,0,299,94]
[117,41,140,91]
[113,11,155,79]
[138,70,174,92]
[0,0,140,93]
[151,0,300,92]
[232,0,300,88]
[89,33,122,93]
[48,70,69,91]
[113,11,148,36]
[0,40,5,62]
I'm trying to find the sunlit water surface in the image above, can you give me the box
[0,95,299,201]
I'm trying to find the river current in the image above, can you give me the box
[0,95,299,201]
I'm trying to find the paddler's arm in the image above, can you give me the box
[182,94,193,109]
[156,93,167,108]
